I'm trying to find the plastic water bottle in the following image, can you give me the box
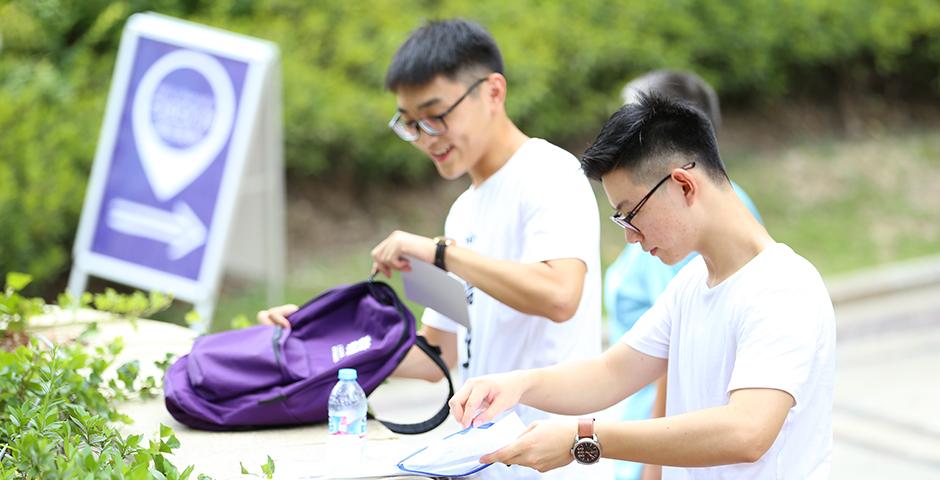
[327,368,367,470]
[328,368,367,436]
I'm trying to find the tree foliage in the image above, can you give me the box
[3,0,940,289]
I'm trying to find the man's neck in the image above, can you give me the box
[698,189,774,288]
[468,117,529,186]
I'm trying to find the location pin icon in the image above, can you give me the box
[132,49,236,202]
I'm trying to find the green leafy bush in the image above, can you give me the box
[0,273,45,338]
[0,339,201,479]
[0,294,192,478]
[0,271,209,478]
[3,0,940,289]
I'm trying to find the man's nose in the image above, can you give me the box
[625,228,642,244]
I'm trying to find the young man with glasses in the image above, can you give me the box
[448,94,835,479]
[260,18,607,479]
[604,70,762,480]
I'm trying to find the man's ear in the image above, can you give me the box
[486,73,507,107]
[673,169,697,205]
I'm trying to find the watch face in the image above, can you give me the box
[573,438,601,464]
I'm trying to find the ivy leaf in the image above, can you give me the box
[148,291,173,313]
[155,454,181,478]
[125,434,143,450]
[128,462,150,480]
[117,360,141,390]
[240,462,250,475]
[179,465,195,480]
[164,434,181,450]
[83,449,98,470]
[6,272,32,291]
[148,467,168,480]
[261,455,276,478]
[155,353,176,373]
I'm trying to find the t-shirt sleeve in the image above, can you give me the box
[518,162,598,266]
[621,258,703,358]
[621,285,673,359]
[727,284,822,405]
[421,307,460,334]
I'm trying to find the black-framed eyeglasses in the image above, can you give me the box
[610,162,696,234]
[387,77,488,142]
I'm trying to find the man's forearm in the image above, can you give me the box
[596,388,793,467]
[390,327,457,382]
[390,344,447,381]
[519,345,666,415]
[445,246,585,322]
[597,407,758,466]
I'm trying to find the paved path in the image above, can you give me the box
[830,283,940,479]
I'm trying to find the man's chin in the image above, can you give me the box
[655,250,679,266]
[434,165,466,181]
[659,249,694,266]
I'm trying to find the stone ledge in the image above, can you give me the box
[826,253,940,305]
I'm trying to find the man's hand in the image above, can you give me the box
[481,419,576,473]
[256,304,298,328]
[371,230,436,278]
[449,371,529,427]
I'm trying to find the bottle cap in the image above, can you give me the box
[338,368,358,380]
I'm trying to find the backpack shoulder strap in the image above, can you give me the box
[376,335,455,435]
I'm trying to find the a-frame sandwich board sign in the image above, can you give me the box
[69,12,285,329]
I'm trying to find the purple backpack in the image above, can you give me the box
[164,280,453,434]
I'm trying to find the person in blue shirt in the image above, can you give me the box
[605,71,763,480]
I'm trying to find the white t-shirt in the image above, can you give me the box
[423,138,606,480]
[624,243,835,479]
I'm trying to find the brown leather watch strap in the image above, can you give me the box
[577,417,594,439]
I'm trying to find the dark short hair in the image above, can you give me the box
[385,18,504,91]
[622,70,721,130]
[580,93,729,184]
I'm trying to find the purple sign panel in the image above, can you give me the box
[90,37,247,280]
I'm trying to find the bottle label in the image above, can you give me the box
[328,414,366,436]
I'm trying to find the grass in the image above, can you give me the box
[726,130,940,275]
[210,128,940,331]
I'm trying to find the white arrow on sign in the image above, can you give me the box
[106,198,207,260]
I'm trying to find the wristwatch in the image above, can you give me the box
[571,417,602,465]
[432,236,455,271]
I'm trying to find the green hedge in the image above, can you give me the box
[3,0,940,290]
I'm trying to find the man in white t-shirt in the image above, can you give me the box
[449,93,836,479]
[260,18,606,480]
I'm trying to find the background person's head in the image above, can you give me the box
[621,70,722,132]
[580,93,730,263]
[385,19,509,180]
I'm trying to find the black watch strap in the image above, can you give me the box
[433,237,452,271]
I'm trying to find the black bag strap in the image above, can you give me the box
[367,274,455,435]
[377,335,455,435]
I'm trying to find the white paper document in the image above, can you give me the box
[400,255,471,328]
[277,413,527,479]
[396,411,527,478]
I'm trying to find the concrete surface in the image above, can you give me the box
[32,313,456,479]
[37,253,940,479]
